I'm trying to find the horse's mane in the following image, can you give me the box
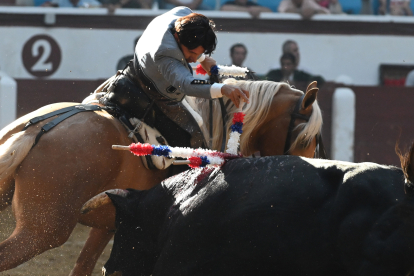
[186,79,322,156]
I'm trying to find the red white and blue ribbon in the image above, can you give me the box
[226,111,245,155]
[195,64,248,78]
[128,143,240,168]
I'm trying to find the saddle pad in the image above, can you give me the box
[128,117,174,170]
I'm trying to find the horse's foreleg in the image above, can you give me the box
[0,172,85,272]
[0,176,14,211]
[0,219,76,271]
[69,228,114,276]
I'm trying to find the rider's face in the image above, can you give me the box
[174,33,205,63]
[180,44,205,63]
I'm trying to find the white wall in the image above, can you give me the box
[1,11,414,85]
[0,72,17,129]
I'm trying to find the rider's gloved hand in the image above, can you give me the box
[221,85,250,108]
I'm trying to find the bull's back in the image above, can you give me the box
[160,156,407,275]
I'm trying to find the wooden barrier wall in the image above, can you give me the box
[15,79,414,166]
[318,83,414,166]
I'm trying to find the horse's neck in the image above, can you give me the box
[183,96,211,148]
[184,96,229,151]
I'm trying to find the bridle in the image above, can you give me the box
[283,94,327,159]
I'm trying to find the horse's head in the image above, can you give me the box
[221,79,322,158]
[188,79,323,158]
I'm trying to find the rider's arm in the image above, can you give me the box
[156,54,249,108]
[156,55,224,99]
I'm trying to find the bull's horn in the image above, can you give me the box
[81,189,129,214]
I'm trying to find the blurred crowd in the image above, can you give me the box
[2,0,413,18]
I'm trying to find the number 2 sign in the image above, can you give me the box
[22,35,61,78]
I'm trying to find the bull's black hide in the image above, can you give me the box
[104,155,414,276]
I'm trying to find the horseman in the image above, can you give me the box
[98,7,250,149]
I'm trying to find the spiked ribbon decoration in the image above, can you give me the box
[118,108,245,168]
[127,143,241,168]
[195,64,249,78]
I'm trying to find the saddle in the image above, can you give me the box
[83,69,206,171]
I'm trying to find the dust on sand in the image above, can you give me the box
[0,208,113,276]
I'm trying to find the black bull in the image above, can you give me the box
[93,155,414,276]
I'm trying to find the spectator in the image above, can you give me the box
[405,69,414,86]
[15,0,33,5]
[281,39,314,74]
[99,0,151,9]
[278,0,330,19]
[116,36,141,71]
[316,0,343,14]
[379,0,413,15]
[221,0,273,19]
[160,0,214,10]
[229,43,257,80]
[42,0,101,7]
[0,0,16,5]
[361,0,373,14]
[265,53,325,86]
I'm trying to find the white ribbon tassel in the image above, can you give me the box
[218,65,249,78]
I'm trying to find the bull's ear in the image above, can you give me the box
[301,87,319,112]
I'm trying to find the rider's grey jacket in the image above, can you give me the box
[134,6,220,102]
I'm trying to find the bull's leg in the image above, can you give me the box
[69,228,114,276]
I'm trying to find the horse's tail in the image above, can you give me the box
[0,131,35,185]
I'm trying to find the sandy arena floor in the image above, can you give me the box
[0,208,113,276]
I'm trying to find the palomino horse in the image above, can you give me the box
[0,80,322,275]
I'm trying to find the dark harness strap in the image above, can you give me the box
[23,105,102,147]
[315,133,327,159]
[284,94,310,155]
[218,98,228,153]
[209,99,213,149]
[22,106,80,131]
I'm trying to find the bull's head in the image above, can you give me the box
[80,189,158,276]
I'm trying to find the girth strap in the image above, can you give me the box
[23,105,102,147]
